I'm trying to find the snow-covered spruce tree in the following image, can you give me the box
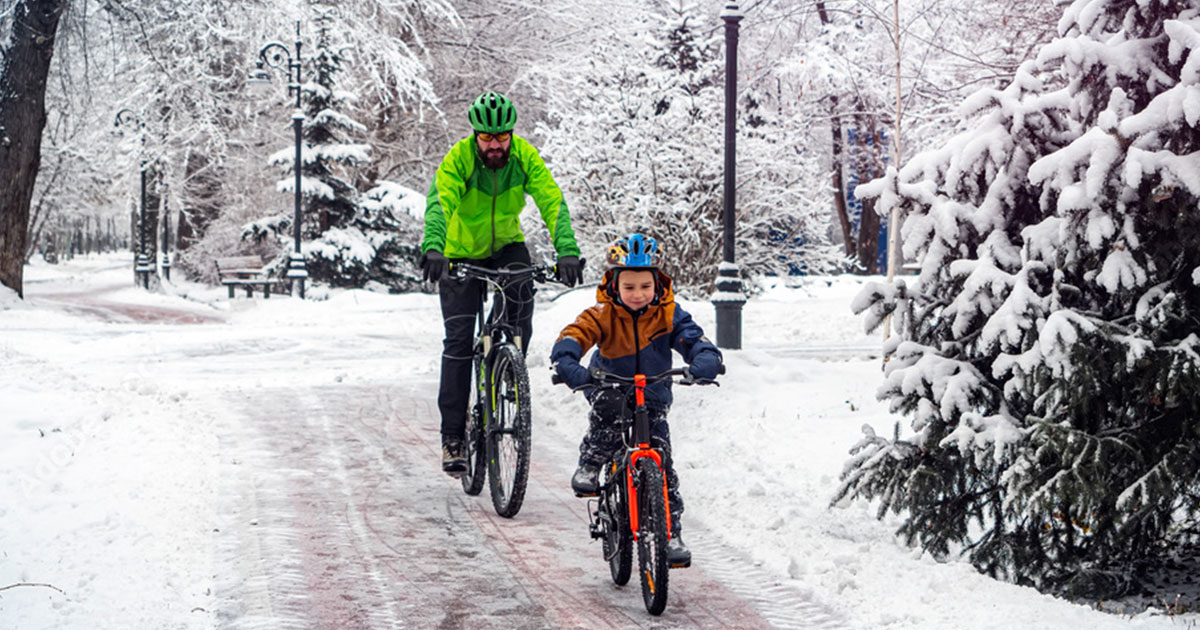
[836,0,1200,596]
[528,0,837,291]
[355,180,425,292]
[247,9,373,287]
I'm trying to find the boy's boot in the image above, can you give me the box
[442,437,467,477]
[571,462,601,496]
[667,524,691,568]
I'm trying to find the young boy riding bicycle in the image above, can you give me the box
[550,233,723,567]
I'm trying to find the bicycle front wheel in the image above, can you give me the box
[460,352,487,495]
[486,343,531,517]
[635,459,670,615]
[602,462,632,585]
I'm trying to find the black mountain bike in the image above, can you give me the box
[452,261,561,518]
[554,367,718,615]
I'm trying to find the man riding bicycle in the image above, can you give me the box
[420,91,582,476]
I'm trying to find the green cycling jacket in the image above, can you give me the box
[422,135,580,260]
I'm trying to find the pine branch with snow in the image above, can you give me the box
[840,0,1200,597]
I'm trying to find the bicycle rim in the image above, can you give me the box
[486,344,531,517]
[460,354,487,495]
[603,463,632,585]
[636,460,669,615]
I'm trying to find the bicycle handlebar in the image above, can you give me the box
[551,365,722,390]
[449,257,587,286]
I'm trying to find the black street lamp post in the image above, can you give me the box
[115,108,152,289]
[160,189,171,281]
[248,21,309,299]
[713,1,746,349]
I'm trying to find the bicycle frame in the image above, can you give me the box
[624,373,673,541]
[453,260,563,515]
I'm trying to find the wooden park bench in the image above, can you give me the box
[214,255,284,298]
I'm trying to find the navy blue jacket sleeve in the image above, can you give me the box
[670,305,722,364]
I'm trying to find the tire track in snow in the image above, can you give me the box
[213,382,849,629]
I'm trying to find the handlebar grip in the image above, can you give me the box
[551,373,564,385]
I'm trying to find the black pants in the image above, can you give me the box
[438,243,534,440]
[579,388,684,534]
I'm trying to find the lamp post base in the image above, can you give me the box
[135,253,153,289]
[287,250,309,298]
[712,261,746,350]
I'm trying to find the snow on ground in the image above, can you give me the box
[1,253,1194,629]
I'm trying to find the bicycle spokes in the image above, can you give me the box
[486,344,531,518]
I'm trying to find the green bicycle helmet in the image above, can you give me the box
[468,91,518,134]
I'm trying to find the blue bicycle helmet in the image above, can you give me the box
[605,233,663,270]
[604,233,665,306]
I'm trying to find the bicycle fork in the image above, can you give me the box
[626,374,673,542]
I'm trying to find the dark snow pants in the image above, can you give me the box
[579,388,684,534]
[437,243,534,440]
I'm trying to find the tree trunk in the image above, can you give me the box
[855,117,886,274]
[829,98,854,256]
[178,150,222,252]
[816,1,855,257]
[857,195,881,274]
[0,0,68,298]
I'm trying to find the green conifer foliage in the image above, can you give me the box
[838,0,1200,596]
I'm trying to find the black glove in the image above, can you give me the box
[556,255,581,288]
[419,250,449,283]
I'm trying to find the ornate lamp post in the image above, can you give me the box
[713,1,746,349]
[247,21,309,298]
[114,108,152,289]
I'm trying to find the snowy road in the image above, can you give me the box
[209,381,842,629]
[8,272,845,629]
[11,257,1176,630]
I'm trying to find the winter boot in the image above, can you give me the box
[442,438,467,477]
[571,462,601,496]
[667,527,692,568]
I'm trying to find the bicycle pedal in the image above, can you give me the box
[574,490,598,498]
[669,560,692,569]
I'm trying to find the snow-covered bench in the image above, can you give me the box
[214,255,283,298]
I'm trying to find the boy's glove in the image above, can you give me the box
[555,359,593,389]
[419,250,449,283]
[688,350,723,380]
[555,255,581,288]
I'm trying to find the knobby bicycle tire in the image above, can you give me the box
[636,459,670,615]
[602,462,632,585]
[460,352,488,495]
[486,343,531,517]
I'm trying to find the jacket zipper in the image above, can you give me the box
[631,309,642,375]
[490,168,498,257]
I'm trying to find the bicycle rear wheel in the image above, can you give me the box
[635,459,670,615]
[602,462,632,585]
[460,352,487,495]
[486,343,531,517]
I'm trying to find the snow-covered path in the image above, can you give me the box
[3,254,1192,629]
[208,381,840,629]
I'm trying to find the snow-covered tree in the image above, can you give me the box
[753,0,1059,274]
[527,0,839,291]
[838,0,1200,596]
[0,0,68,296]
[246,6,371,285]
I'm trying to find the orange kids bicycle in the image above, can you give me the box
[555,366,717,615]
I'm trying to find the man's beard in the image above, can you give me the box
[480,145,510,169]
